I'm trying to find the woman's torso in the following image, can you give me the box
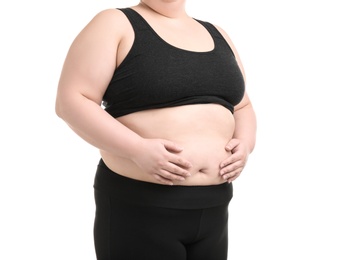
[100,7,244,185]
[101,104,234,185]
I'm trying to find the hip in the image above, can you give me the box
[94,158,233,209]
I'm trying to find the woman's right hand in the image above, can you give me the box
[130,138,192,185]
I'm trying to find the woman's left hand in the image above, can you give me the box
[219,138,249,183]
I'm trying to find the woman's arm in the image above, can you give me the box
[214,24,257,182]
[55,9,140,158]
[232,92,257,154]
[220,93,257,182]
[55,9,191,184]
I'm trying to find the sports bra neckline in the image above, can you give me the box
[125,8,216,54]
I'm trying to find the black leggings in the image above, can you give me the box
[93,159,233,260]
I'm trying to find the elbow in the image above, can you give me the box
[55,88,78,120]
[55,98,64,119]
[55,95,70,120]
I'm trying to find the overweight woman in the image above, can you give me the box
[55,1,257,259]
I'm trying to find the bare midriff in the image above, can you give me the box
[100,104,235,186]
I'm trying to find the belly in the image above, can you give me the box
[101,104,235,185]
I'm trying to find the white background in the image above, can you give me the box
[1,0,345,259]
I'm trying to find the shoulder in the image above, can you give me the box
[90,8,127,23]
[210,24,237,53]
[198,20,239,55]
[82,8,130,35]
[69,8,132,52]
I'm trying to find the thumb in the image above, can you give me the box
[161,139,184,153]
[225,138,240,152]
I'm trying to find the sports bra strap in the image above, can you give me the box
[118,8,150,31]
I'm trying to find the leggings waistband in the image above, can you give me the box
[93,159,233,209]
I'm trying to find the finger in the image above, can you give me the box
[220,154,237,168]
[220,151,243,168]
[222,168,242,182]
[162,162,191,178]
[225,138,240,152]
[158,168,187,181]
[155,157,190,178]
[153,174,174,186]
[171,155,193,169]
[220,160,243,175]
[227,173,241,183]
[162,140,184,153]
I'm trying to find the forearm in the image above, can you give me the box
[233,103,257,154]
[56,94,142,160]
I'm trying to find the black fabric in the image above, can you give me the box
[94,159,233,209]
[102,8,245,117]
[93,160,232,260]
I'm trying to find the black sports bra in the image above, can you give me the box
[102,8,245,117]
